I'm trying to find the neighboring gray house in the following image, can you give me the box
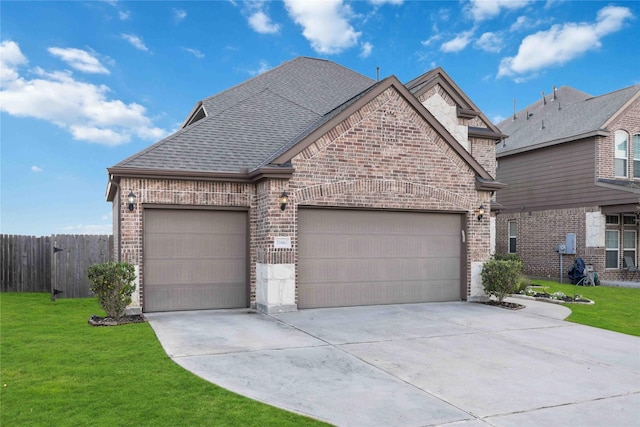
[107,57,504,313]
[495,84,640,281]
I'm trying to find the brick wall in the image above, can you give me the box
[597,96,640,180]
[289,86,491,297]
[494,206,640,281]
[115,85,496,307]
[116,178,256,307]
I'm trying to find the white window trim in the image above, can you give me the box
[615,130,629,178]
[605,229,620,269]
[508,220,517,254]
[633,133,640,179]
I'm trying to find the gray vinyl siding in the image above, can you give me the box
[496,138,637,213]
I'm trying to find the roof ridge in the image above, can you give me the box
[197,57,331,104]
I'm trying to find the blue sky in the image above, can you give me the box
[1,0,638,236]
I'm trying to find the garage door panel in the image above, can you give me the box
[145,260,246,284]
[144,210,247,312]
[300,280,459,308]
[145,234,245,258]
[143,283,247,312]
[145,210,244,234]
[298,209,462,308]
[302,234,459,258]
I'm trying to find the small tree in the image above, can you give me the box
[481,258,523,303]
[87,262,136,319]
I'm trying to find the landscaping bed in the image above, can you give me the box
[88,314,147,326]
[515,286,594,305]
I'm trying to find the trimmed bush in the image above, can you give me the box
[87,262,136,319]
[481,259,523,303]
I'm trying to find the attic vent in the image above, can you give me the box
[185,107,206,127]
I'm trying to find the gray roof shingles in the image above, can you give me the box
[114,57,375,173]
[497,85,640,156]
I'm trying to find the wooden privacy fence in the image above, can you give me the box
[1,234,113,298]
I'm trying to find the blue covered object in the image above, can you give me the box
[568,257,586,284]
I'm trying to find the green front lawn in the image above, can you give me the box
[0,293,328,427]
[528,280,640,336]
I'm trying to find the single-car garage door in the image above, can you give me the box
[143,209,247,312]
[298,209,462,309]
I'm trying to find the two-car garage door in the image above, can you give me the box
[298,209,463,309]
[143,209,247,312]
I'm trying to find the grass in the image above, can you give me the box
[0,293,328,427]
[528,280,640,336]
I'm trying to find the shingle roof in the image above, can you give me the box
[114,57,375,173]
[497,85,640,156]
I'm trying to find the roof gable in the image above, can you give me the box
[405,67,504,139]
[267,75,495,182]
[497,85,640,157]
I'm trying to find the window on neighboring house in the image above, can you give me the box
[605,229,619,269]
[615,130,629,177]
[508,220,517,253]
[623,229,637,269]
[606,215,619,225]
[634,134,640,178]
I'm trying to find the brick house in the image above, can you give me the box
[106,57,504,313]
[495,85,640,282]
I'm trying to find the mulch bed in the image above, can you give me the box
[479,301,526,310]
[88,314,147,326]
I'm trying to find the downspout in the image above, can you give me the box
[109,178,122,262]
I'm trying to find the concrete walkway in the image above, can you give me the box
[146,299,640,427]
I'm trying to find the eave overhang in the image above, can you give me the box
[468,126,507,141]
[596,178,640,195]
[106,166,295,201]
[476,177,507,192]
[497,129,609,158]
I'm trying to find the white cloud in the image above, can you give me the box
[369,0,403,5]
[173,9,187,22]
[475,32,503,53]
[48,47,109,74]
[119,10,130,21]
[184,47,205,58]
[421,34,442,47]
[31,165,43,173]
[498,5,633,78]
[249,60,271,76]
[360,42,373,58]
[440,30,474,53]
[0,42,167,146]
[248,10,281,34]
[121,34,149,52]
[467,0,532,22]
[284,0,360,54]
[0,41,28,81]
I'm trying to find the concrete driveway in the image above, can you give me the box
[146,300,640,427]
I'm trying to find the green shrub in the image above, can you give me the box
[481,259,523,303]
[494,253,523,266]
[87,262,136,319]
[515,275,530,294]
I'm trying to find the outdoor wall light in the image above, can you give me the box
[476,204,485,221]
[279,191,289,211]
[127,191,136,211]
